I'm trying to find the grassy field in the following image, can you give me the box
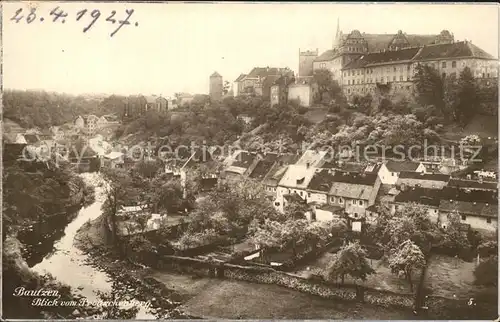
[441,114,498,142]
[294,251,418,294]
[424,254,495,300]
[177,278,414,319]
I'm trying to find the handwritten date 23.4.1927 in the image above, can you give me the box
[10,6,138,37]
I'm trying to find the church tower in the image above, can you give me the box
[333,18,343,49]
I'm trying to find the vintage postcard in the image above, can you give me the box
[2,1,499,320]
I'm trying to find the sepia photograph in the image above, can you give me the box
[1,2,499,320]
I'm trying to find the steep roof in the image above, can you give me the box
[307,169,337,192]
[248,153,279,180]
[234,74,247,82]
[278,164,317,189]
[246,67,289,79]
[329,182,374,200]
[441,187,497,204]
[394,187,441,207]
[343,47,420,70]
[439,200,497,218]
[412,41,495,61]
[385,160,421,173]
[362,33,437,52]
[296,150,329,167]
[211,71,222,78]
[314,49,340,62]
[262,154,300,186]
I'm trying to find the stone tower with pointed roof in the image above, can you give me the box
[209,71,223,101]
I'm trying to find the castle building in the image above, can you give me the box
[312,20,497,101]
[209,71,223,101]
[298,48,319,77]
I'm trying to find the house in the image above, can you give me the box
[438,199,498,233]
[275,164,318,212]
[391,186,442,223]
[248,152,279,182]
[242,67,294,99]
[287,77,319,108]
[448,178,497,192]
[222,150,261,183]
[143,95,168,113]
[327,171,381,219]
[396,172,450,189]
[306,168,337,205]
[74,116,85,129]
[179,149,220,197]
[261,154,300,196]
[378,160,426,185]
[167,98,178,110]
[176,93,195,107]
[233,74,247,97]
[270,74,296,106]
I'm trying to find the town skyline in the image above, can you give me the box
[4,2,499,97]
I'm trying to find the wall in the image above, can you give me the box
[438,211,497,232]
[307,191,327,205]
[378,164,398,185]
[313,56,343,81]
[288,84,312,107]
[155,255,417,309]
[315,209,335,222]
[299,51,318,77]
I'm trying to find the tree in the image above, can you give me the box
[474,255,498,287]
[388,240,426,292]
[324,241,375,284]
[454,67,479,126]
[313,69,342,104]
[440,211,472,256]
[413,64,446,113]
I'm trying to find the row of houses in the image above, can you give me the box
[220,149,498,233]
[74,114,119,137]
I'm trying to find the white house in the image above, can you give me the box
[438,200,498,233]
[275,164,317,213]
[378,160,426,185]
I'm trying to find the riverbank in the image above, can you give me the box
[74,215,194,319]
[75,216,416,319]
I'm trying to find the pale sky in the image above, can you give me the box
[3,2,499,97]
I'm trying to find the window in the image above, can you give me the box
[354,213,358,218]
[331,196,336,203]
[407,65,411,70]
[300,191,303,196]
[461,215,467,221]
[407,76,411,81]
[487,73,490,78]
[274,202,280,206]
[487,218,492,224]
[359,200,363,206]
[452,61,456,68]
[442,61,447,68]
[400,75,403,81]
[393,67,397,72]
[308,192,311,198]
[392,172,395,176]
[339,197,344,204]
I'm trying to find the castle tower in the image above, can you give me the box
[298,48,318,77]
[209,71,223,101]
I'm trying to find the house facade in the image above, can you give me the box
[378,160,426,185]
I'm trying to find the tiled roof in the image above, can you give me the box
[249,153,278,180]
[399,172,450,181]
[385,160,421,173]
[231,150,258,169]
[279,164,318,189]
[412,41,495,61]
[318,204,344,213]
[362,33,437,52]
[234,74,247,82]
[314,49,340,62]
[329,182,374,200]
[307,169,337,192]
[211,71,222,78]
[441,187,497,204]
[262,154,300,186]
[246,67,289,79]
[394,187,441,207]
[343,47,420,70]
[331,171,378,186]
[448,178,497,191]
[296,150,329,167]
[439,200,497,218]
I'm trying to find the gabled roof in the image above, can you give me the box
[394,187,441,207]
[231,150,258,169]
[278,164,317,189]
[307,169,337,192]
[234,74,247,82]
[343,47,420,70]
[385,160,421,173]
[211,71,222,78]
[246,67,289,79]
[314,49,340,62]
[412,41,495,61]
[441,186,497,204]
[329,182,374,200]
[262,154,300,186]
[249,153,279,180]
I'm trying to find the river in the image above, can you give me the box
[28,173,156,319]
